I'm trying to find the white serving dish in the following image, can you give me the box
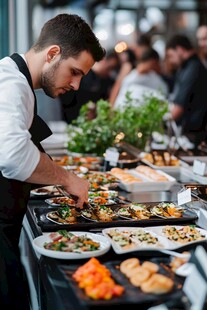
[102,225,207,255]
[118,169,177,192]
[180,166,207,184]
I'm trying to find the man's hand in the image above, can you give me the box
[64,172,90,209]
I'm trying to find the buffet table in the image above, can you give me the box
[19,162,207,310]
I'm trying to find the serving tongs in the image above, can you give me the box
[55,185,94,210]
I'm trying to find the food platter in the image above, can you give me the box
[102,225,207,254]
[110,167,176,192]
[32,231,111,259]
[88,190,119,199]
[30,186,60,197]
[31,200,198,232]
[140,151,181,172]
[45,196,76,207]
[61,255,184,307]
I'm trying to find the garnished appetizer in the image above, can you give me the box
[47,206,79,224]
[118,203,151,219]
[151,202,184,218]
[51,196,76,206]
[82,205,117,222]
[106,228,163,250]
[88,190,118,199]
[83,172,119,190]
[44,230,100,252]
[93,205,117,222]
[162,225,206,243]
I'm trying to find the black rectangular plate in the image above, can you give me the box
[59,256,185,308]
[30,202,198,232]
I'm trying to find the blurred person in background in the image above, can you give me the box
[59,48,120,122]
[196,25,207,68]
[0,13,105,309]
[166,34,207,146]
[109,48,137,105]
[131,33,152,61]
[112,48,168,110]
[160,53,177,93]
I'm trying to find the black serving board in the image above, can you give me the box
[59,256,185,308]
[31,202,198,232]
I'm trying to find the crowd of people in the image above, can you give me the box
[60,26,207,147]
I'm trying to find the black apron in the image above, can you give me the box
[0,53,52,308]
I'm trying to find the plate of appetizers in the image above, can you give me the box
[150,202,185,219]
[31,186,60,196]
[81,205,118,222]
[88,197,117,206]
[46,206,80,224]
[45,196,76,207]
[32,230,111,259]
[102,227,170,254]
[116,203,152,220]
[102,225,207,254]
[88,190,119,199]
[150,225,207,245]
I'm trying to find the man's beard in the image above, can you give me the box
[41,61,60,98]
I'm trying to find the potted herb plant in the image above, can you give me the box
[67,92,169,156]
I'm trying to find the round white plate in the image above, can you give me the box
[32,232,111,259]
[31,186,58,196]
[45,197,76,207]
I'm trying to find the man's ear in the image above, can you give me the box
[47,45,61,62]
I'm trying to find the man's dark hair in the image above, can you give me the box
[32,13,106,61]
[166,34,193,50]
[137,34,151,47]
[140,48,160,62]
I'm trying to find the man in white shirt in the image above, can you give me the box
[0,13,105,309]
[112,48,168,109]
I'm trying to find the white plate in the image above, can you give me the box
[102,225,207,254]
[102,227,171,254]
[45,197,76,206]
[148,225,207,247]
[46,211,79,225]
[88,198,116,205]
[32,232,111,259]
[88,190,119,198]
[31,186,59,196]
[118,169,176,192]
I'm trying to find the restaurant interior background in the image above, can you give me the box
[1,0,207,122]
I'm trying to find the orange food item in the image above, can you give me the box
[72,257,124,300]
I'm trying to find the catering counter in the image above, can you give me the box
[19,165,207,310]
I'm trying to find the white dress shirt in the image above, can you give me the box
[114,69,168,110]
[0,55,40,181]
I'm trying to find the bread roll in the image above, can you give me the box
[120,258,140,276]
[140,273,174,294]
[130,267,150,287]
[135,165,168,181]
[110,168,142,183]
[142,261,159,275]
